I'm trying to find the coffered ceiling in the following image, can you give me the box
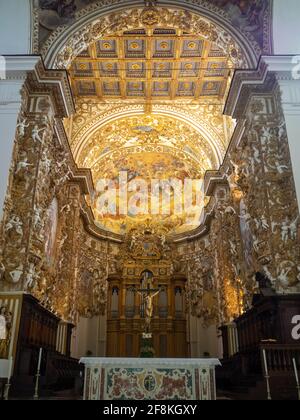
[69,28,231,102]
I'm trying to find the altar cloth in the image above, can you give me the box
[80,357,221,400]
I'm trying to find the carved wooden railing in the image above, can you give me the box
[260,344,300,376]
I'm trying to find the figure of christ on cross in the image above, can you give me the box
[128,281,164,336]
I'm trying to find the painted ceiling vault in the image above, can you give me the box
[48,2,260,238]
[78,114,217,235]
[63,21,237,236]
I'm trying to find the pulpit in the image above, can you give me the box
[80,357,221,400]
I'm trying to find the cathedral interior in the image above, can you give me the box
[0,0,300,401]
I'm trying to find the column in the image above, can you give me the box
[273,0,300,55]
[0,0,32,55]
[0,56,40,221]
[263,56,300,209]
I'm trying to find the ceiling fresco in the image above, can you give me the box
[37,0,272,54]
[79,115,214,236]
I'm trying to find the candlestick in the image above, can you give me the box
[34,348,43,400]
[262,349,272,400]
[262,349,268,376]
[4,357,13,401]
[292,358,300,401]
[37,348,42,372]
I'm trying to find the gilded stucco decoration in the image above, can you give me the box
[225,92,300,293]
[0,68,111,322]
[68,100,231,161]
[46,7,247,69]
[176,89,300,326]
[37,1,273,67]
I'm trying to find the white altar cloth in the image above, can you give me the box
[80,358,221,400]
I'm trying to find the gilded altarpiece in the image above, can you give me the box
[106,226,187,358]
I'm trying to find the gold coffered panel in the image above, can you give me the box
[70,28,230,101]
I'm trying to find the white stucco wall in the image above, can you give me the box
[0,0,32,55]
[273,0,300,54]
[0,96,22,220]
[71,316,107,359]
[0,1,33,220]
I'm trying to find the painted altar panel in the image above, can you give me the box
[105,367,194,400]
[81,358,220,401]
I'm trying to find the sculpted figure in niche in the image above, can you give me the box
[239,199,254,268]
[0,263,5,282]
[0,307,12,359]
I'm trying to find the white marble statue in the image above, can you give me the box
[0,262,5,281]
[24,263,36,289]
[290,216,299,240]
[281,219,290,242]
[261,127,272,146]
[41,154,52,174]
[32,125,46,144]
[16,158,33,174]
[8,266,23,283]
[261,215,269,231]
[252,146,261,164]
[5,215,23,236]
[17,119,29,137]
[274,160,288,174]
[278,266,292,288]
[33,207,43,229]
[253,238,260,253]
[229,240,237,255]
[280,217,298,242]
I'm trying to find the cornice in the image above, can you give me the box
[224,55,300,119]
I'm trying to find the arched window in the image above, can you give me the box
[175,287,184,317]
[158,287,168,318]
[125,287,135,318]
[111,287,119,318]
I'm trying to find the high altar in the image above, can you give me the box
[80,357,220,400]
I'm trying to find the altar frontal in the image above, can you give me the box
[80,358,221,400]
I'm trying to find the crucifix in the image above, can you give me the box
[128,271,165,336]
